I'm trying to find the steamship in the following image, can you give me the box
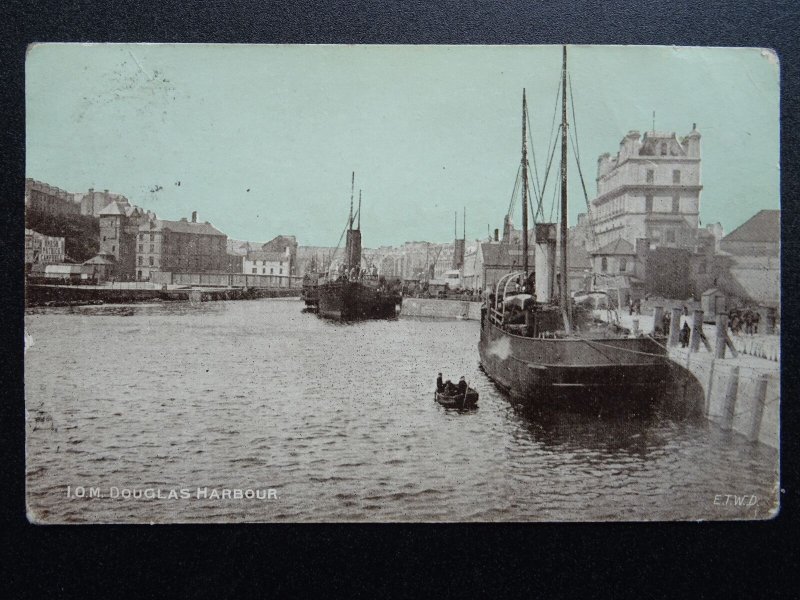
[478,46,669,403]
[316,173,402,321]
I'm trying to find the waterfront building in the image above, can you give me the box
[136,212,228,281]
[95,200,146,280]
[25,179,80,217]
[715,209,780,307]
[590,125,702,253]
[24,228,66,272]
[244,250,289,276]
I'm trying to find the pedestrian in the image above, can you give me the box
[680,322,691,348]
[753,310,760,334]
[661,312,671,336]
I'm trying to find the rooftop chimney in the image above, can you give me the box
[191,211,197,223]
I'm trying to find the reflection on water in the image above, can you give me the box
[25,298,778,522]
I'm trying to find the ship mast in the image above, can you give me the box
[348,171,355,268]
[521,89,529,277]
[560,46,571,330]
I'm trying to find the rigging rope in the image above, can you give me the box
[567,74,597,246]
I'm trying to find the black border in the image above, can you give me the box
[3,0,798,595]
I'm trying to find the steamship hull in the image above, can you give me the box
[317,281,401,321]
[478,319,669,405]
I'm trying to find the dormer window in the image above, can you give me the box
[660,142,667,156]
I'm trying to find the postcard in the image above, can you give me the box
[25,44,780,522]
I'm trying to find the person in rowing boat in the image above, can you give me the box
[457,376,467,396]
[436,373,445,393]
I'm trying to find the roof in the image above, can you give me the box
[721,210,780,244]
[99,201,129,216]
[246,250,286,262]
[84,254,117,265]
[701,287,725,297]
[592,238,636,256]
[141,219,226,237]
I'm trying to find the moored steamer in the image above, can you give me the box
[478,47,669,405]
[315,173,402,321]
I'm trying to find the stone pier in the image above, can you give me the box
[605,308,779,449]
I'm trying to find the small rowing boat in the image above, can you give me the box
[434,387,479,409]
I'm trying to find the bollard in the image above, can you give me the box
[689,309,704,352]
[652,306,664,335]
[720,366,739,432]
[715,314,729,359]
[748,374,769,443]
[668,307,682,347]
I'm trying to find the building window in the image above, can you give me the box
[270,268,274,274]
[672,195,680,213]
[262,268,266,274]
[645,195,654,212]
[138,244,143,252]
[660,142,667,156]
[619,257,627,272]
[601,257,608,272]
[149,233,154,241]
[673,169,681,184]
[646,169,654,184]
[112,245,116,252]
[149,256,154,266]
[139,233,144,240]
[138,256,142,265]
[279,268,283,275]
[665,230,676,243]
[252,268,257,274]
[103,236,107,242]
[698,262,707,274]
[150,244,154,253]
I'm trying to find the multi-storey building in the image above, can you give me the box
[135,212,227,281]
[25,179,80,217]
[97,201,145,279]
[590,126,702,252]
[77,188,131,217]
[25,229,65,272]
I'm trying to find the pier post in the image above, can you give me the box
[715,314,729,359]
[748,374,769,443]
[632,318,639,336]
[652,306,664,335]
[689,309,704,352]
[720,366,739,432]
[668,307,682,347]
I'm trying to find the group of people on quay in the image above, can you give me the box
[728,306,762,335]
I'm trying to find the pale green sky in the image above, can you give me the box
[26,44,779,247]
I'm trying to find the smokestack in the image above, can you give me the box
[494,228,499,242]
[191,211,197,223]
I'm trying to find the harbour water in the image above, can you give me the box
[25,298,778,522]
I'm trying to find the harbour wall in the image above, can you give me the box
[669,346,779,450]
[400,298,482,320]
[26,284,299,306]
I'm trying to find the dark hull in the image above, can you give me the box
[479,319,669,406]
[317,281,401,320]
[434,390,479,409]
